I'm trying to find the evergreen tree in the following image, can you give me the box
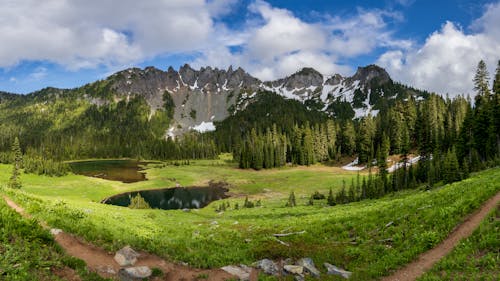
[473,60,491,100]
[443,148,461,184]
[128,193,151,209]
[8,137,22,189]
[286,191,297,207]
[327,187,335,206]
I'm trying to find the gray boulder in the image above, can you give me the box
[297,257,321,278]
[114,246,139,266]
[118,266,152,281]
[284,265,304,275]
[253,259,279,276]
[324,263,352,279]
[221,265,252,281]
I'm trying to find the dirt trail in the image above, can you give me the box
[382,190,500,281]
[2,196,242,281]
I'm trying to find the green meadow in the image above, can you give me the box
[0,159,499,280]
[418,205,499,281]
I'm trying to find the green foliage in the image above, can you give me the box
[311,191,325,200]
[23,155,70,177]
[128,193,151,209]
[0,198,106,281]
[285,191,296,207]
[8,137,22,189]
[327,187,335,206]
[419,206,500,281]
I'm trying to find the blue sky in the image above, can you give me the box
[0,0,499,95]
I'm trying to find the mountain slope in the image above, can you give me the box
[0,63,431,160]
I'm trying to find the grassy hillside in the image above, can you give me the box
[1,161,499,280]
[0,195,105,281]
[418,205,499,281]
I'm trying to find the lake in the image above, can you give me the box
[69,160,149,183]
[102,182,229,210]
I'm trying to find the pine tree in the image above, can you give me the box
[8,137,22,189]
[473,60,491,99]
[128,193,151,209]
[443,148,461,184]
[378,134,390,192]
[286,191,297,207]
[327,187,335,206]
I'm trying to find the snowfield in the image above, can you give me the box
[191,121,216,133]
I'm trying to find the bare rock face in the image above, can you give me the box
[114,246,140,267]
[350,64,390,87]
[83,63,394,138]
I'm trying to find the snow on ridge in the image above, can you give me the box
[387,155,421,173]
[191,121,216,133]
[342,158,366,171]
[166,126,175,139]
[189,79,198,90]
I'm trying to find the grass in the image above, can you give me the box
[418,205,499,281]
[0,160,499,280]
[0,191,107,281]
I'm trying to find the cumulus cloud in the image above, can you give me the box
[377,2,500,95]
[193,1,406,80]
[0,0,225,69]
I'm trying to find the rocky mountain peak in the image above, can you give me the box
[350,64,391,87]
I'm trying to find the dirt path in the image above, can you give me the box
[382,190,500,281]
[2,196,242,281]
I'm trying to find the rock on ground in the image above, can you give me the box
[297,257,320,278]
[253,259,279,276]
[118,266,152,281]
[324,263,352,279]
[114,246,140,266]
[284,265,304,275]
[50,228,63,235]
[221,265,252,281]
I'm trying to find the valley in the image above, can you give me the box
[1,157,499,280]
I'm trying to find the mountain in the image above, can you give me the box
[0,63,432,160]
[45,64,426,137]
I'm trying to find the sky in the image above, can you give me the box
[0,0,499,96]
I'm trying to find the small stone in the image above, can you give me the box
[50,228,63,235]
[324,263,352,279]
[114,246,140,266]
[182,208,191,212]
[253,259,279,276]
[118,266,152,281]
[211,221,218,225]
[297,258,320,278]
[221,265,251,281]
[284,265,304,275]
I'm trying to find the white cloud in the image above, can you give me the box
[0,0,222,69]
[193,1,405,80]
[377,2,500,95]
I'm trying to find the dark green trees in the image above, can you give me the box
[8,137,22,189]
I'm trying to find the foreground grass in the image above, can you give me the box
[418,205,499,281]
[0,194,106,281]
[1,162,499,280]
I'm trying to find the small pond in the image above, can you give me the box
[102,183,229,210]
[69,160,149,183]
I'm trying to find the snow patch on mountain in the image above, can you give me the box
[191,121,216,133]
